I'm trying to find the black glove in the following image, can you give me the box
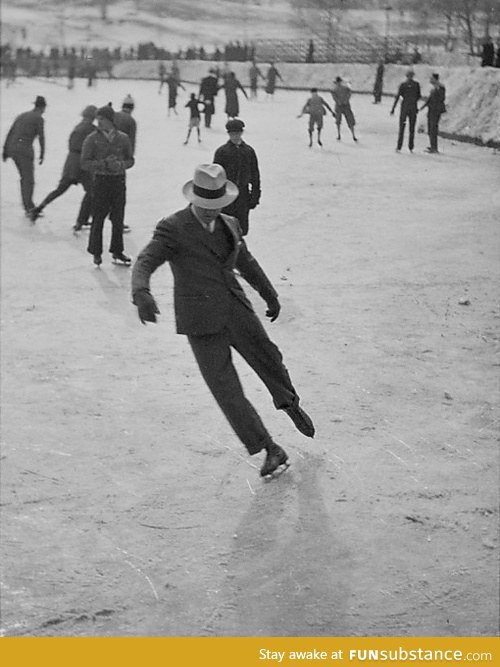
[133,290,160,324]
[265,296,280,322]
[2,152,8,162]
[249,192,260,210]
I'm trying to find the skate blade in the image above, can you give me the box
[263,460,290,481]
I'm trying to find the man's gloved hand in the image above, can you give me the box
[2,152,8,162]
[133,290,160,325]
[249,192,260,210]
[265,296,281,322]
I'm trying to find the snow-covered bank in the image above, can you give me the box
[112,60,500,146]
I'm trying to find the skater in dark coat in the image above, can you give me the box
[222,72,248,119]
[213,119,260,236]
[131,163,315,479]
[198,69,219,128]
[113,94,137,232]
[81,105,134,266]
[265,62,283,97]
[248,61,264,98]
[114,94,137,155]
[30,105,97,229]
[166,72,185,116]
[2,95,46,215]
[390,69,421,152]
[419,73,446,154]
[373,59,384,103]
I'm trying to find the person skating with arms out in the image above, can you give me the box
[297,88,335,147]
[131,164,315,479]
[183,93,203,145]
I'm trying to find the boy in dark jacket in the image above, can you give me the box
[213,119,260,236]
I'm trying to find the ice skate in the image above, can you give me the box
[284,404,315,438]
[93,254,102,267]
[112,252,132,266]
[260,442,290,479]
[28,207,43,222]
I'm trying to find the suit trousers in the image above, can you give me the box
[187,297,298,455]
[39,171,93,225]
[11,153,35,211]
[397,107,417,150]
[427,112,441,151]
[87,174,125,256]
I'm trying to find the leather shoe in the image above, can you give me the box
[285,404,315,438]
[260,442,289,478]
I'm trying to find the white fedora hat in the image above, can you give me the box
[182,164,239,209]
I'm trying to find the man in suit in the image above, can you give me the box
[390,69,421,152]
[198,69,219,128]
[213,119,260,236]
[419,73,446,154]
[29,105,97,228]
[131,164,315,479]
[2,95,46,216]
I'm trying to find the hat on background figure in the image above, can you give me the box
[122,94,135,109]
[34,95,47,108]
[81,105,98,119]
[182,164,239,210]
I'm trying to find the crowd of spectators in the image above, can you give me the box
[0,40,258,82]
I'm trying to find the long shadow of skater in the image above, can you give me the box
[204,454,351,636]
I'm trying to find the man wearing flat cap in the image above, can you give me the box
[213,119,260,236]
[2,95,47,216]
[81,104,134,266]
[30,105,98,228]
[131,163,315,479]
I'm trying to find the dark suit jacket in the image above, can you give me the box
[132,206,278,336]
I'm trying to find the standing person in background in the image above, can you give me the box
[166,70,186,116]
[481,37,495,67]
[198,68,219,128]
[390,69,421,152]
[29,105,97,230]
[331,76,358,142]
[67,53,76,90]
[114,94,137,155]
[297,88,335,147]
[222,71,248,120]
[183,93,203,145]
[81,105,134,266]
[213,119,260,236]
[170,59,180,83]
[158,61,166,93]
[372,59,384,104]
[131,163,315,479]
[419,73,446,154]
[265,62,283,99]
[113,94,137,232]
[248,60,264,99]
[2,95,46,217]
